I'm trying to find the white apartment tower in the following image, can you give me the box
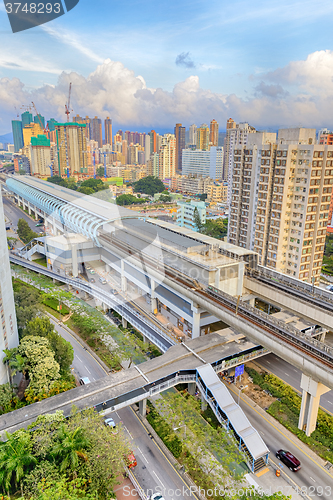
[0,190,19,384]
[224,119,256,204]
[189,124,197,146]
[159,134,176,179]
[229,128,332,284]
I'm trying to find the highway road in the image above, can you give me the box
[256,353,333,415]
[52,312,333,499]
[2,196,44,237]
[228,383,333,500]
[51,318,197,500]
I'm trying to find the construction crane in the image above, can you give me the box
[31,101,49,134]
[65,82,72,122]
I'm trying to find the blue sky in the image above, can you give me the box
[0,0,333,134]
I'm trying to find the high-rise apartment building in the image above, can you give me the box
[224,118,256,203]
[104,117,112,146]
[159,134,176,179]
[23,122,45,147]
[12,120,23,152]
[0,190,19,384]
[90,116,103,148]
[189,124,197,146]
[174,123,186,173]
[21,111,33,127]
[196,124,210,150]
[55,122,88,176]
[29,135,52,176]
[182,147,223,179]
[229,128,332,284]
[34,114,45,129]
[210,119,219,147]
[149,130,157,153]
[144,134,151,163]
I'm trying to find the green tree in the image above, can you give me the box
[18,336,60,393]
[201,218,228,239]
[193,207,204,232]
[28,477,98,500]
[0,430,36,496]
[2,347,18,386]
[78,178,107,193]
[159,195,172,202]
[24,317,73,376]
[78,186,94,195]
[51,424,90,474]
[116,194,142,205]
[133,175,165,196]
[17,219,38,244]
[0,383,15,413]
[96,166,105,177]
[46,176,68,187]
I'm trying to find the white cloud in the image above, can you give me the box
[264,50,333,95]
[2,54,333,134]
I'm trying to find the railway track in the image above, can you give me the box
[100,233,333,369]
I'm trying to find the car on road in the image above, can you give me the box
[104,417,116,428]
[5,226,10,230]
[99,277,107,284]
[89,269,95,274]
[151,494,165,500]
[79,377,91,385]
[326,285,333,291]
[111,288,118,295]
[276,450,301,471]
[90,278,95,283]
[85,264,91,270]
[35,223,43,227]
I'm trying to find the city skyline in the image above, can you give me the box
[0,1,333,134]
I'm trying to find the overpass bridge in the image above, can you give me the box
[5,175,333,436]
[0,332,269,473]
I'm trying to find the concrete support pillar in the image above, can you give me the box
[34,209,38,221]
[105,263,110,273]
[151,279,158,314]
[84,292,90,300]
[201,394,207,411]
[214,268,221,289]
[121,260,127,292]
[237,261,245,297]
[71,243,78,278]
[67,284,73,292]
[27,202,31,216]
[188,382,196,396]
[191,303,201,339]
[102,303,107,312]
[139,398,147,417]
[52,217,57,236]
[142,335,149,345]
[248,297,255,307]
[298,374,330,436]
[122,317,128,328]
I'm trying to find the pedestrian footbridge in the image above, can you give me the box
[0,333,269,472]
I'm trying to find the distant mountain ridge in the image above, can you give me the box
[0,133,13,144]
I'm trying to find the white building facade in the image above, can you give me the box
[182,147,223,179]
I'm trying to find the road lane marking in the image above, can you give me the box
[310,477,316,482]
[284,372,289,376]
[228,384,333,479]
[130,407,199,500]
[76,356,82,362]
[137,446,149,463]
[153,471,165,488]
[123,425,134,440]
[85,366,91,374]
[266,361,271,364]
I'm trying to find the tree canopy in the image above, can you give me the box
[116,194,142,206]
[133,175,165,196]
[201,218,228,239]
[17,219,38,244]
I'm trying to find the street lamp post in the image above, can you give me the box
[238,385,248,405]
